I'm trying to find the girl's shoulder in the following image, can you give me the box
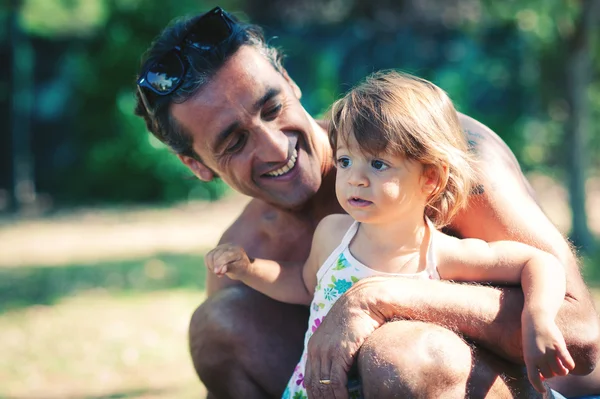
[313,214,355,255]
[315,213,355,240]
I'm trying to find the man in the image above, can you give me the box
[135,7,600,398]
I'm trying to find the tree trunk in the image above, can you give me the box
[565,0,599,253]
[9,0,36,212]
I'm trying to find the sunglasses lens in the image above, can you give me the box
[187,10,232,50]
[145,52,184,93]
[138,8,234,97]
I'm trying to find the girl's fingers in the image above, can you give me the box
[527,367,546,394]
[538,362,554,379]
[548,356,568,377]
[556,345,576,371]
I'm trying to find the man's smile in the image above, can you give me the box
[264,147,298,177]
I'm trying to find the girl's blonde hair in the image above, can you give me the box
[329,70,477,227]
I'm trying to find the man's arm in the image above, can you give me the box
[367,114,600,372]
[439,238,567,324]
[443,113,600,373]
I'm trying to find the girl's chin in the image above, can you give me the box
[346,211,376,223]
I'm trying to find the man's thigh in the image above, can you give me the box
[549,365,600,398]
[358,320,541,398]
[189,285,309,397]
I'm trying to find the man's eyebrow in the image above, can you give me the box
[213,87,281,151]
[254,87,280,110]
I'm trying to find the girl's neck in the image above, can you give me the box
[358,212,428,254]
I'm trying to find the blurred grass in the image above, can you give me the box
[0,196,249,399]
[0,253,206,313]
[0,255,209,397]
[0,288,207,399]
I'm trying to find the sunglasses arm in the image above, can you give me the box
[137,85,155,118]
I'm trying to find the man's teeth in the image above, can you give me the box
[266,149,298,177]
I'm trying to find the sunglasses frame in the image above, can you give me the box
[136,6,235,115]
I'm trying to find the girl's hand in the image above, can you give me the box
[522,312,575,393]
[205,244,252,280]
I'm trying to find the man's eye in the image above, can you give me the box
[371,160,388,170]
[262,104,282,120]
[337,157,351,168]
[226,133,247,153]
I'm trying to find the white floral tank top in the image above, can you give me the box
[282,218,440,399]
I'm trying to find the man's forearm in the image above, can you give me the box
[364,277,598,372]
[373,278,525,362]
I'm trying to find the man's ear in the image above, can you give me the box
[282,68,302,100]
[177,154,215,182]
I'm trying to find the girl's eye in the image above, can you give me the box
[337,156,351,168]
[226,133,247,153]
[371,160,388,170]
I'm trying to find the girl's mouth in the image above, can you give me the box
[348,197,372,207]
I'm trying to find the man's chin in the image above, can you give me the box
[262,189,317,211]
[266,197,309,212]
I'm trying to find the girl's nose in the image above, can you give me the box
[347,167,368,187]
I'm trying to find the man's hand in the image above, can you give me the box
[205,244,252,281]
[304,278,386,399]
[522,311,576,393]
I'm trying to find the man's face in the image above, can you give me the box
[171,46,327,209]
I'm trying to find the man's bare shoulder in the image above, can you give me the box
[219,198,315,262]
[452,113,573,264]
[459,113,522,166]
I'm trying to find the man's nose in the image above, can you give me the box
[255,126,289,163]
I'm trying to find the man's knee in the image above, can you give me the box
[358,321,472,398]
[188,285,309,396]
[188,286,248,382]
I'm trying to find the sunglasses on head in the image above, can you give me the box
[137,6,235,113]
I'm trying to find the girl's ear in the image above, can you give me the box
[422,163,448,199]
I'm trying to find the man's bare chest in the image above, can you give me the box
[260,212,317,262]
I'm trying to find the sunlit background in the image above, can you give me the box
[1,0,599,398]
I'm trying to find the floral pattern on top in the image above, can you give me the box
[282,221,439,399]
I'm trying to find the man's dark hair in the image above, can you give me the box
[134,10,284,159]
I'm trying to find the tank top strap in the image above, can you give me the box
[339,220,360,248]
[316,220,360,281]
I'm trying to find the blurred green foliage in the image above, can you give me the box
[4,0,600,205]
[11,0,240,205]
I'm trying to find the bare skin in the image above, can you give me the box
[180,46,600,398]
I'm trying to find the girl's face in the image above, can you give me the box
[335,131,430,224]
